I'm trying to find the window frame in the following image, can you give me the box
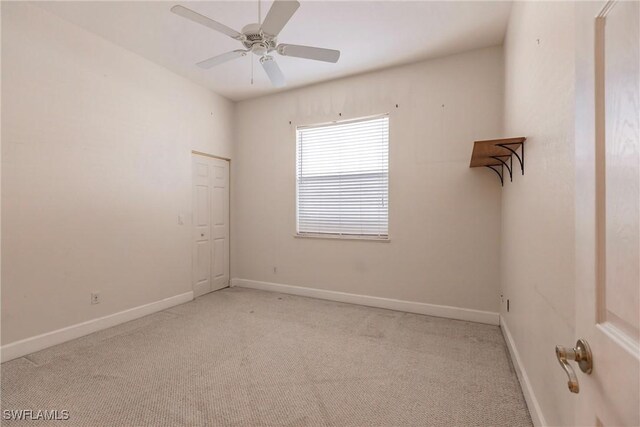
[294,113,391,242]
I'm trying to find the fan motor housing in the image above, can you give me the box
[241,23,276,54]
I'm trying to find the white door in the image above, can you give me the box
[192,154,230,297]
[574,1,639,425]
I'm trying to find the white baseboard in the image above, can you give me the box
[1,291,194,363]
[500,315,547,426]
[231,278,499,325]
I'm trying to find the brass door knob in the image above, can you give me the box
[555,338,593,393]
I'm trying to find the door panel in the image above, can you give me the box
[195,241,210,282]
[213,187,225,226]
[195,186,209,226]
[192,154,229,297]
[213,238,225,278]
[601,0,640,343]
[192,157,211,297]
[211,160,229,290]
[575,1,639,425]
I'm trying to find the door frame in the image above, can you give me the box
[191,150,231,296]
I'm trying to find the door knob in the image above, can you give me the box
[555,338,593,393]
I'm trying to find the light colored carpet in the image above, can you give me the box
[1,287,532,426]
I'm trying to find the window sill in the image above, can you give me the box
[294,233,390,242]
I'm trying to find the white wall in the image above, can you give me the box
[501,2,576,426]
[1,3,234,345]
[232,47,504,314]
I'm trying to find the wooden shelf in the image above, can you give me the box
[469,137,526,185]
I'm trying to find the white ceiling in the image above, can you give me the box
[35,1,512,101]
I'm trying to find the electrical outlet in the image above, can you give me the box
[91,292,100,305]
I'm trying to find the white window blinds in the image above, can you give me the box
[296,115,389,237]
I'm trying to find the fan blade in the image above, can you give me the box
[171,5,242,39]
[277,44,340,63]
[260,56,286,87]
[261,0,300,36]
[197,50,248,69]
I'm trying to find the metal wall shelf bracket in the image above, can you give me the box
[491,155,513,182]
[485,164,504,186]
[496,142,525,175]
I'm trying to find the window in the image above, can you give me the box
[296,115,389,239]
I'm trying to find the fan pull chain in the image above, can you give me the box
[251,56,254,85]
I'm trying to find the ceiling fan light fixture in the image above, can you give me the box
[250,42,270,56]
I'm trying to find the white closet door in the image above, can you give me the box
[192,154,229,297]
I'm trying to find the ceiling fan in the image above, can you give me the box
[171,0,341,87]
